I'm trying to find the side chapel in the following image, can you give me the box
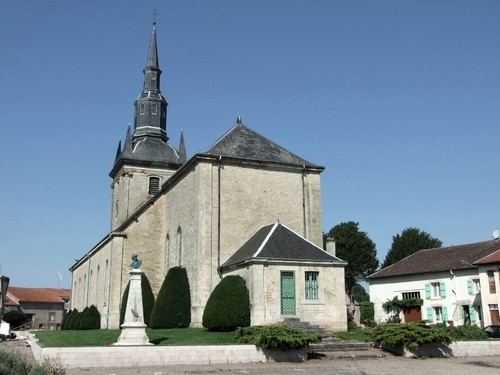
[69,23,347,331]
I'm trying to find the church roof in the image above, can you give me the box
[220,222,345,271]
[367,238,500,280]
[204,120,323,169]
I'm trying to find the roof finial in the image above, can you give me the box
[152,9,158,25]
[236,116,242,124]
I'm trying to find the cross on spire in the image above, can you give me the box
[152,9,158,25]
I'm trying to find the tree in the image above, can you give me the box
[325,221,378,300]
[150,267,191,328]
[352,283,370,302]
[382,227,442,269]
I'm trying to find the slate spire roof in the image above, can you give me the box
[220,222,346,272]
[367,238,500,279]
[110,23,186,177]
[204,119,323,169]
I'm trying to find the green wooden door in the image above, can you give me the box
[281,271,296,315]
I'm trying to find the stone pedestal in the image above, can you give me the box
[114,269,152,346]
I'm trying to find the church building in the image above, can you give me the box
[69,24,347,331]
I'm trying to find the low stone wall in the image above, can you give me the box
[379,341,500,358]
[28,335,307,368]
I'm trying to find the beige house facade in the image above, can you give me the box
[70,24,347,331]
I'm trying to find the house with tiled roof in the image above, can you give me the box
[367,238,500,326]
[69,24,347,331]
[3,287,70,330]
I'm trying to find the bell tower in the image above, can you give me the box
[109,23,186,230]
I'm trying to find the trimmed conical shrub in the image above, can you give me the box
[150,267,191,328]
[119,273,155,327]
[65,309,80,330]
[202,275,250,331]
[78,305,100,330]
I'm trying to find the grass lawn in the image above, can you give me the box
[34,328,239,347]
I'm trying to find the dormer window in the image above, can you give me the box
[148,176,160,195]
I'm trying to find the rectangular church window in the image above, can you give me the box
[305,271,319,300]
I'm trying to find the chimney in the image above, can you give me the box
[326,236,336,257]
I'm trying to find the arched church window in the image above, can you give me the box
[140,103,145,115]
[148,176,160,195]
[152,103,158,115]
[165,234,170,274]
[177,227,182,266]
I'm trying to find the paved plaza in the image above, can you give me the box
[3,338,500,375]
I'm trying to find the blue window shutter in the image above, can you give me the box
[425,283,431,300]
[442,306,448,321]
[426,307,433,321]
[469,305,476,323]
[467,279,473,295]
[439,281,446,298]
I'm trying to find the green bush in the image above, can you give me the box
[359,301,375,327]
[119,273,156,327]
[64,309,79,330]
[235,324,321,350]
[150,267,191,328]
[78,305,100,330]
[202,275,250,331]
[447,324,488,341]
[1,310,27,329]
[373,322,451,350]
[0,348,65,375]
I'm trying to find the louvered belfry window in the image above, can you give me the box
[148,176,160,195]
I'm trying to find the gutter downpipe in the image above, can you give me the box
[301,165,307,239]
[217,156,222,278]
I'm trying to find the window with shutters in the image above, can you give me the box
[305,271,319,300]
[434,306,443,322]
[148,176,160,195]
[431,282,440,298]
[473,279,480,294]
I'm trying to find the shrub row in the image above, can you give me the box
[61,305,100,330]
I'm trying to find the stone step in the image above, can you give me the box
[309,341,372,351]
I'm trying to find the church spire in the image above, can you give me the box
[133,22,168,143]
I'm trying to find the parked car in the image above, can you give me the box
[483,325,500,338]
[0,331,16,341]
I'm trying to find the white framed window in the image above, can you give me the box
[434,306,443,322]
[305,271,319,300]
[473,279,480,293]
[431,282,440,298]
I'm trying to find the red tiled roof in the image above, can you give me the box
[5,287,70,304]
[474,249,500,265]
[368,239,500,279]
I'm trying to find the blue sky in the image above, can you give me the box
[1,1,499,288]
